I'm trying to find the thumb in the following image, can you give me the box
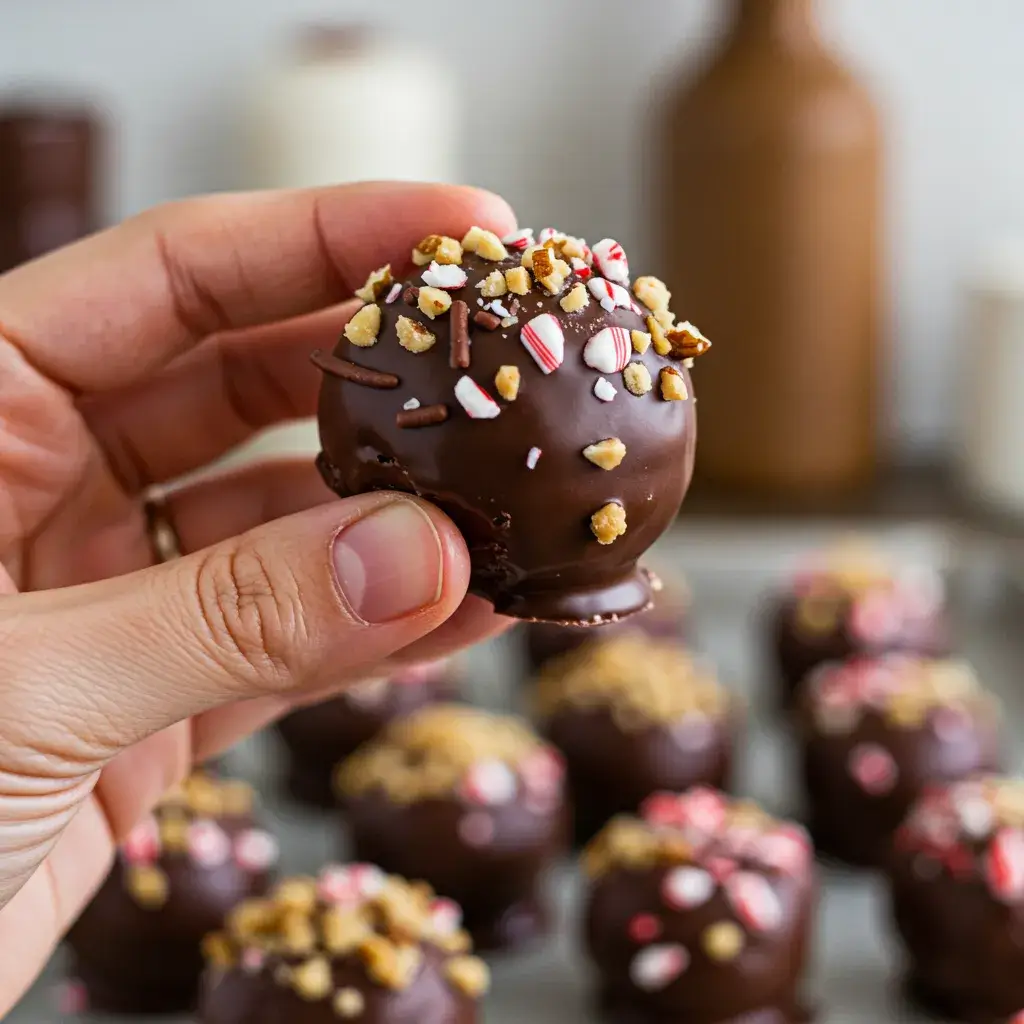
[3,492,469,760]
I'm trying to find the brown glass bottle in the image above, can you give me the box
[662,0,881,498]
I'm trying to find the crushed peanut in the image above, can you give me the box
[560,236,588,261]
[590,502,627,545]
[480,270,507,297]
[445,955,491,998]
[633,275,671,312]
[495,365,521,402]
[582,437,627,471]
[631,330,652,355]
[412,234,462,266]
[461,226,507,261]
[126,864,169,909]
[560,282,589,313]
[275,877,319,914]
[202,931,234,969]
[535,633,728,728]
[434,236,464,265]
[334,988,366,1018]
[659,366,689,401]
[505,266,532,295]
[538,257,571,295]
[520,245,542,270]
[158,812,189,852]
[653,307,676,330]
[337,704,547,804]
[355,264,393,303]
[292,956,333,1000]
[417,286,452,319]
[322,906,372,955]
[665,321,712,359]
[623,362,653,397]
[343,304,383,348]
[396,316,437,354]
[647,315,672,357]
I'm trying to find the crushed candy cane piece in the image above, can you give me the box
[725,872,783,932]
[592,238,630,284]
[526,447,543,470]
[187,819,232,868]
[502,228,535,251]
[430,897,463,935]
[661,866,715,910]
[461,759,518,805]
[594,376,617,401]
[385,282,403,304]
[583,326,632,373]
[630,943,689,991]
[538,227,561,243]
[233,828,280,872]
[520,313,565,373]
[588,277,633,312]
[421,261,468,290]
[848,742,898,796]
[454,376,501,419]
[403,398,421,411]
[571,256,592,279]
[985,828,1024,902]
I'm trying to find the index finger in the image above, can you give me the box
[0,182,516,392]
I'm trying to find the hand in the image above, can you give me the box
[0,181,515,1011]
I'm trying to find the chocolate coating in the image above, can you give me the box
[275,663,457,808]
[200,945,476,1024]
[317,240,697,624]
[67,815,274,1014]
[798,658,1001,868]
[888,777,1024,1022]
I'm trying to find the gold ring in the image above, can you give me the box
[143,489,182,563]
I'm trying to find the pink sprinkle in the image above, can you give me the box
[430,897,463,935]
[848,743,898,796]
[454,375,501,419]
[421,261,468,290]
[122,817,160,865]
[187,819,232,868]
[594,376,617,402]
[520,312,565,373]
[385,282,402,304]
[592,238,630,284]
[571,256,592,280]
[628,914,662,943]
[629,944,689,991]
[661,866,714,910]
[233,828,280,873]
[458,811,496,848]
[502,228,535,251]
[460,759,518,806]
[587,276,632,312]
[583,326,632,373]
[526,447,542,469]
[986,828,1024,902]
[725,872,783,932]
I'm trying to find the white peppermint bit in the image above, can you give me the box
[526,447,542,469]
[422,260,467,290]
[385,282,402,304]
[594,377,617,402]
[403,398,421,411]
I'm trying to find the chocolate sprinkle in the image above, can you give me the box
[403,286,420,306]
[473,310,502,331]
[396,403,450,429]
[449,300,471,369]
[310,350,400,389]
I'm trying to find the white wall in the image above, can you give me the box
[1,0,1021,459]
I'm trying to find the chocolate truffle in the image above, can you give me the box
[524,571,690,672]
[336,704,565,950]
[584,788,816,1024]
[769,539,948,710]
[889,776,1024,1021]
[275,660,457,808]
[535,633,736,846]
[200,864,489,1024]
[798,655,1001,868]
[316,227,710,624]
[66,773,278,1014]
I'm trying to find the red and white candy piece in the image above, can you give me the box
[429,897,463,935]
[705,856,738,884]
[848,743,898,796]
[583,326,632,373]
[454,375,501,419]
[1009,1011,1024,1024]
[661,866,715,910]
[850,589,902,646]
[187,819,232,868]
[641,791,686,829]
[594,376,617,401]
[587,277,632,312]
[520,747,564,797]
[681,786,728,836]
[233,828,280,873]
[537,226,561,244]
[123,817,160,865]
[756,825,811,876]
[629,944,689,992]
[460,758,518,806]
[592,238,630,284]
[985,828,1024,902]
[725,872,783,933]
[571,256,592,279]
[628,913,662,943]
[385,282,402,304]
[526,447,542,470]
[421,261,467,290]
[317,863,385,904]
[520,312,565,373]
[502,228,535,251]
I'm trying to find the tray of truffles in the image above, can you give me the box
[16,223,1024,1024]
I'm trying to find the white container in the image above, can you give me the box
[955,239,1024,519]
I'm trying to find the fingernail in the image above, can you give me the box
[332,500,444,623]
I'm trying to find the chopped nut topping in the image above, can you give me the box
[281,911,317,954]
[531,246,554,280]
[355,264,393,303]
[396,316,437,353]
[631,330,652,355]
[534,254,571,295]
[480,270,507,297]
[445,955,491,998]
[623,362,653,396]
[505,266,532,295]
[461,226,507,261]
[653,307,676,330]
[159,812,189,852]
[201,931,234,969]
[126,864,169,909]
[343,304,383,348]
[495,365,521,401]
[292,956,333,1001]
[360,935,423,989]
[703,922,745,962]
[659,366,689,401]
[275,877,318,914]
[334,988,366,1018]
[647,315,671,357]
[412,234,462,266]
[633,275,671,312]
[520,244,543,270]
[591,502,627,545]
[434,236,464,265]
[561,236,588,261]
[583,437,627,470]
[560,282,589,313]
[665,321,712,359]
[322,906,372,954]
[418,286,452,319]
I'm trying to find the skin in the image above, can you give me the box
[0,181,516,1014]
